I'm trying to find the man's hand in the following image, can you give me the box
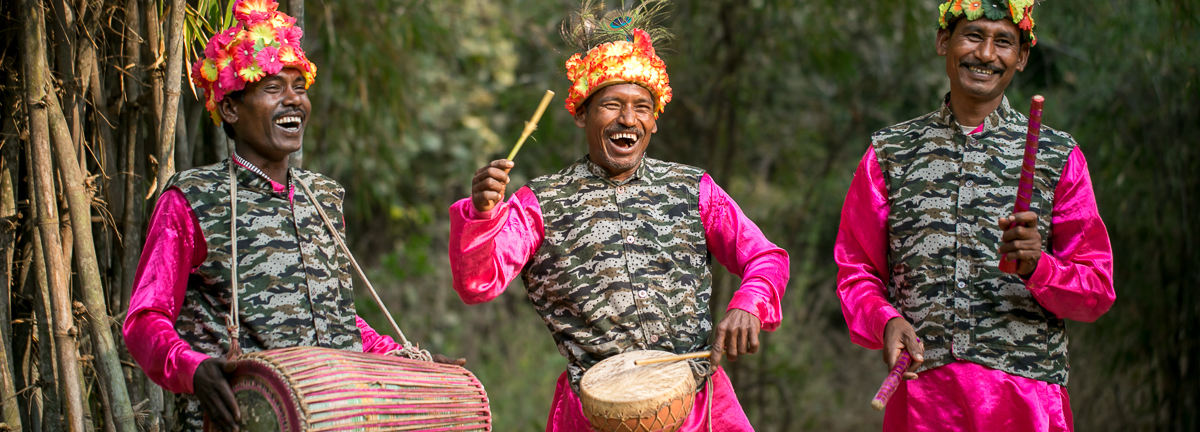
[195,358,241,432]
[471,159,514,213]
[712,309,761,364]
[882,317,924,380]
[432,354,467,366]
[998,211,1042,277]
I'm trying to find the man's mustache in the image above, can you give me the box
[960,60,1004,74]
[604,125,643,137]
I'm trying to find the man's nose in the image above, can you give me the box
[976,38,998,63]
[617,105,637,126]
[282,86,303,107]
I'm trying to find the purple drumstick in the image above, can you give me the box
[871,351,913,411]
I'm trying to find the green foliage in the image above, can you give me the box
[293,0,1198,430]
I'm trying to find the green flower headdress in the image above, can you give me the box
[939,0,1039,46]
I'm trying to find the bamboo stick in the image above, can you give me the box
[633,351,712,365]
[287,0,305,169]
[0,136,18,430]
[46,78,139,432]
[505,90,555,161]
[19,0,88,429]
[156,0,187,197]
[29,166,62,432]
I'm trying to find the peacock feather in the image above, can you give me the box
[561,0,673,53]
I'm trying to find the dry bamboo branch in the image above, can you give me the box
[18,0,88,429]
[156,0,187,197]
[46,78,139,432]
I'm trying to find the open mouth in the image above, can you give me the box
[274,115,303,133]
[964,65,1000,77]
[608,131,640,150]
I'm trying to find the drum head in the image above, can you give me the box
[203,358,303,432]
[580,350,697,431]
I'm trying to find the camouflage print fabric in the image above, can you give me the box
[524,156,713,393]
[164,159,362,431]
[872,94,1075,385]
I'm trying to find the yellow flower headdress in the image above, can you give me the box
[939,0,1039,46]
[192,0,315,124]
[561,0,673,117]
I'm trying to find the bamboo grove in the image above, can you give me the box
[0,1,295,430]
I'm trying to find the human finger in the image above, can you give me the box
[218,379,241,427]
[711,326,726,364]
[747,325,761,354]
[490,159,514,170]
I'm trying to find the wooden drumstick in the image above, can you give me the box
[506,90,556,161]
[1000,95,1045,274]
[633,351,712,366]
[871,351,913,411]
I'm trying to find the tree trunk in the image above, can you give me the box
[18,0,87,429]
[46,77,138,432]
[156,0,186,196]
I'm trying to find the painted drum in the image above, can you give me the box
[580,350,697,432]
[203,347,491,431]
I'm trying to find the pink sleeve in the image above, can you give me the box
[699,174,790,332]
[835,148,902,350]
[448,186,545,304]
[357,316,405,354]
[1026,147,1116,322]
[122,188,212,394]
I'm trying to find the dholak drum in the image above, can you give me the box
[204,347,491,431]
[579,350,697,432]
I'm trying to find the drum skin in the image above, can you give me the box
[580,350,698,432]
[203,347,491,431]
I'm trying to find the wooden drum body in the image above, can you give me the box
[579,350,697,432]
[204,347,491,431]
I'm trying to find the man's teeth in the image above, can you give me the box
[275,116,302,125]
[609,133,638,141]
[969,67,995,75]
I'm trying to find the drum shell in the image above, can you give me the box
[203,347,491,432]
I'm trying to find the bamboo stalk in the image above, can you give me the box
[287,0,305,169]
[46,77,139,432]
[49,0,83,154]
[505,90,555,161]
[156,0,187,197]
[0,141,18,431]
[18,0,88,429]
[29,169,62,432]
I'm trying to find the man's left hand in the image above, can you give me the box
[712,309,761,364]
[998,211,1042,277]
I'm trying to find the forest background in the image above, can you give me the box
[0,0,1196,431]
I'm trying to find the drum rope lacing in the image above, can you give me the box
[225,159,432,362]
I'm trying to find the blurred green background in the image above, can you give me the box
[285,0,1199,430]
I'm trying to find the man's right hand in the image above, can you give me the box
[882,317,925,380]
[195,358,241,432]
[471,159,513,213]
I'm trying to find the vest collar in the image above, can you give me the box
[937,92,1018,134]
[582,155,647,186]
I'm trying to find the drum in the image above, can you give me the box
[205,347,491,431]
[579,350,697,432]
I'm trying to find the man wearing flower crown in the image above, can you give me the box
[447,3,789,430]
[835,1,1115,430]
[123,1,461,431]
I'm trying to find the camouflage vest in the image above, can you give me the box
[164,159,361,431]
[871,95,1077,385]
[523,156,713,391]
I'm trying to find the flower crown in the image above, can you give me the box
[939,0,1038,46]
[564,28,672,118]
[191,0,315,124]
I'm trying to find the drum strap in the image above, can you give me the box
[706,375,713,432]
[225,159,432,362]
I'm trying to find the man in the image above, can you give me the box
[448,5,789,430]
[835,1,1115,430]
[123,1,458,431]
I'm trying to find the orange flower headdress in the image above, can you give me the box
[939,0,1040,46]
[561,0,673,117]
[192,0,315,124]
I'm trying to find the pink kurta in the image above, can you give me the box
[449,173,789,431]
[835,144,1115,431]
[123,161,404,395]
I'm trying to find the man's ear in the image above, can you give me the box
[651,119,658,134]
[573,105,587,128]
[218,96,239,127]
[1015,41,1031,72]
[936,28,950,56]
